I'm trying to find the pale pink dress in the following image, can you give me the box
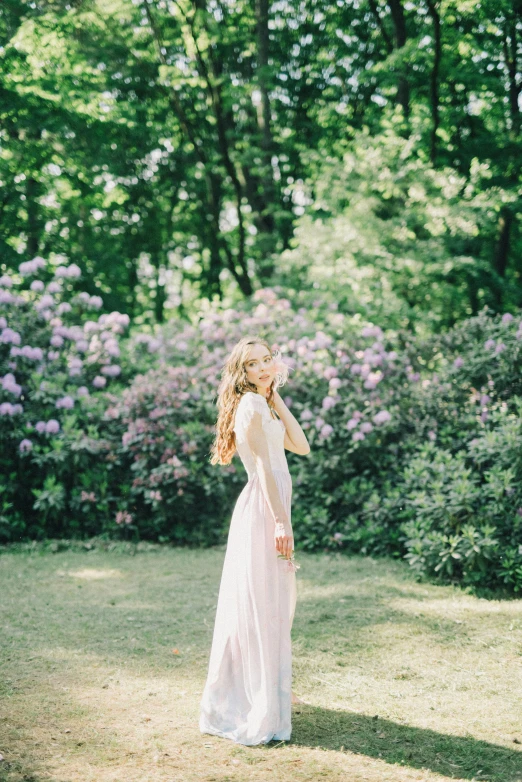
[199,391,297,745]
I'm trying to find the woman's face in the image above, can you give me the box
[243,343,274,392]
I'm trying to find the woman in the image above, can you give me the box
[199,335,310,745]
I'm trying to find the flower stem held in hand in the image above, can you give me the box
[278,552,301,573]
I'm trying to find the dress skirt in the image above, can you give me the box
[199,469,297,745]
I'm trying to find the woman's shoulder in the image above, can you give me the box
[234,392,275,434]
[236,392,271,421]
[238,391,268,411]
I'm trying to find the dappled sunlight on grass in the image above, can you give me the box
[61,567,126,581]
[392,595,522,619]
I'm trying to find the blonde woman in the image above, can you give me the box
[199,335,310,745]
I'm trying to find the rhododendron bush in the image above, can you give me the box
[3,264,522,592]
[113,292,522,592]
[0,257,130,540]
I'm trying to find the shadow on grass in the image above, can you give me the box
[0,745,50,782]
[288,706,522,782]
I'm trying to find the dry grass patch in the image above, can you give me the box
[0,543,521,782]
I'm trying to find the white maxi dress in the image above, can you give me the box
[199,391,297,745]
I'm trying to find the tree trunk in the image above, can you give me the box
[426,0,441,164]
[503,18,521,138]
[127,254,138,319]
[494,206,513,280]
[153,256,166,324]
[387,0,410,119]
[26,176,39,258]
[253,0,277,278]
[204,172,224,300]
[368,0,393,53]
[255,0,274,180]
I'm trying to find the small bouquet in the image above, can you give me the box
[278,552,301,573]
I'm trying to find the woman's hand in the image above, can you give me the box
[274,522,294,559]
[267,387,284,416]
[270,387,281,404]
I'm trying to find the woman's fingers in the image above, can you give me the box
[274,530,294,559]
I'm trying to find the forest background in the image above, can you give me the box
[1,0,522,593]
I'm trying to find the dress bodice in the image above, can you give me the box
[233,392,289,479]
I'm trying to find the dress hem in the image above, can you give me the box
[199,722,291,746]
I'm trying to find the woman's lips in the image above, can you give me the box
[259,375,269,380]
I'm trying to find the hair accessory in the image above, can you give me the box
[271,353,291,389]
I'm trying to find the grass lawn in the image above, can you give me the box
[1,541,522,782]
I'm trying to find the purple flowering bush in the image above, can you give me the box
[108,294,522,591]
[0,257,131,540]
[3,262,522,592]
[360,307,522,591]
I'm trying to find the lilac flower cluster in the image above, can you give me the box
[484,338,507,355]
[1,328,21,345]
[11,345,44,361]
[56,396,74,410]
[55,264,81,278]
[473,312,522,359]
[19,257,46,275]
[343,408,391,442]
[0,290,16,304]
[75,292,103,309]
[0,402,23,416]
[115,511,133,525]
[35,420,60,434]
[1,373,22,396]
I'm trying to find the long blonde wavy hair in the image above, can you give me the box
[209,335,289,466]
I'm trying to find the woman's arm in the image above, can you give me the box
[245,408,294,558]
[271,390,310,456]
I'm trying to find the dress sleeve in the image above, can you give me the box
[242,394,290,529]
[237,392,269,429]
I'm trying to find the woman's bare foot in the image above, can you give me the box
[291,691,306,705]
